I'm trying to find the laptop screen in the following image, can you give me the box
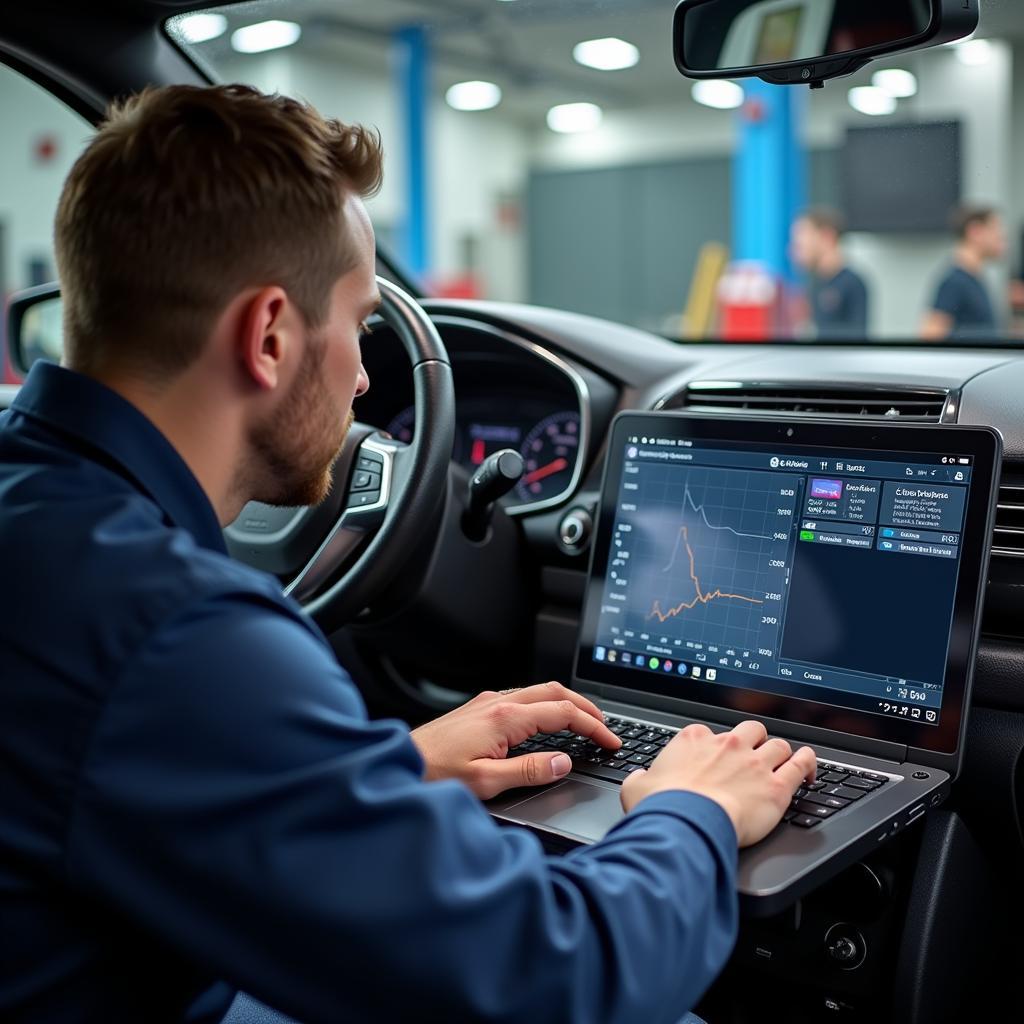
[576,413,1001,756]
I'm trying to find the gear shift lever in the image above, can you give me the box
[463,449,524,542]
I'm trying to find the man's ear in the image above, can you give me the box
[237,286,292,392]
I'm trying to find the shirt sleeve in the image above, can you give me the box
[65,593,738,1024]
[932,272,962,317]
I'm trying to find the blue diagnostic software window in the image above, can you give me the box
[591,437,974,727]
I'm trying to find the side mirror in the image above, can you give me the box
[674,0,979,88]
[7,283,63,376]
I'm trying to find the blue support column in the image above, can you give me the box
[733,80,807,281]
[394,25,431,280]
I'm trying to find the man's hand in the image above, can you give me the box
[621,721,817,848]
[410,682,622,800]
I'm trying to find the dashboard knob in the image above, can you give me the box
[824,923,867,970]
[558,508,593,554]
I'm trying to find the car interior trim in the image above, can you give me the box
[429,316,592,517]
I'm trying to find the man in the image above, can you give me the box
[921,205,1007,340]
[0,85,816,1023]
[790,208,870,340]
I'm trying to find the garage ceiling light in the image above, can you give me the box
[177,13,228,44]
[848,86,896,116]
[546,102,603,133]
[955,39,992,66]
[231,20,302,54]
[691,80,744,110]
[446,81,502,112]
[872,68,917,98]
[573,37,640,72]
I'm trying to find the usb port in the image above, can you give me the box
[908,804,926,822]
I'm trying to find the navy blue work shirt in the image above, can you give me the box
[810,267,869,340]
[931,265,998,338]
[0,362,738,1024]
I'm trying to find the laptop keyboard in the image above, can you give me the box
[507,714,891,830]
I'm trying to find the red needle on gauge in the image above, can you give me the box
[523,457,568,485]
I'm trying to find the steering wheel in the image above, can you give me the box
[225,277,455,633]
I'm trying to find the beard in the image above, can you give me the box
[247,335,355,508]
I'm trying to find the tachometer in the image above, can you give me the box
[517,412,580,503]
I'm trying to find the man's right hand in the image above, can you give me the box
[620,720,817,848]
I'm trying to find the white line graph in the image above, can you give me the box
[660,483,775,571]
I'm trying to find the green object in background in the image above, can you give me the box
[799,530,816,542]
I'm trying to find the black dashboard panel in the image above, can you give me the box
[420,299,1024,645]
[356,317,608,516]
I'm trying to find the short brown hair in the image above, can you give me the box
[55,84,383,378]
[801,207,846,238]
[952,204,997,240]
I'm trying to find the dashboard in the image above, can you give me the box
[355,316,607,514]
[384,397,581,508]
[391,298,1024,654]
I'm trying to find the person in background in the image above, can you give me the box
[921,205,1007,341]
[790,207,870,340]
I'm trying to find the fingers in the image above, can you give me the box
[619,766,648,812]
[498,699,621,750]
[681,722,714,739]
[793,745,819,783]
[502,682,606,724]
[756,736,793,770]
[773,746,818,792]
[730,719,769,748]
[473,752,573,801]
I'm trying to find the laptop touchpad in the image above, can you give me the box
[508,780,624,842]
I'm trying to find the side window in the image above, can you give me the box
[0,64,92,381]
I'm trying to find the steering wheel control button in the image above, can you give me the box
[357,454,384,473]
[558,507,593,555]
[349,490,381,508]
[352,470,381,492]
[824,924,867,971]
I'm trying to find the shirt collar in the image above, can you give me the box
[12,362,227,554]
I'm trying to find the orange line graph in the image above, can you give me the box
[648,526,765,623]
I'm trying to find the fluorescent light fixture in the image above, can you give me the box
[573,37,639,71]
[546,102,603,133]
[177,13,228,44]
[231,20,301,54]
[446,80,502,112]
[956,39,992,66]
[872,68,917,98]
[848,86,897,116]
[691,80,744,110]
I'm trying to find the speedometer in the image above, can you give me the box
[517,412,580,503]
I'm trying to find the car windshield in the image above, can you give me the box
[168,0,1021,346]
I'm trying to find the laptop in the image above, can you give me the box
[489,412,1001,915]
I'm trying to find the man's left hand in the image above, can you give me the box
[410,681,622,800]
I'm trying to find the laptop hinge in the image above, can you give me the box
[584,682,909,765]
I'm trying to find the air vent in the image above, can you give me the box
[993,481,1024,559]
[662,383,949,421]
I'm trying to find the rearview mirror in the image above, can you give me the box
[7,283,63,376]
[674,0,979,88]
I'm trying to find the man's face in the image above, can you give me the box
[980,214,1008,262]
[250,195,377,508]
[790,218,821,272]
